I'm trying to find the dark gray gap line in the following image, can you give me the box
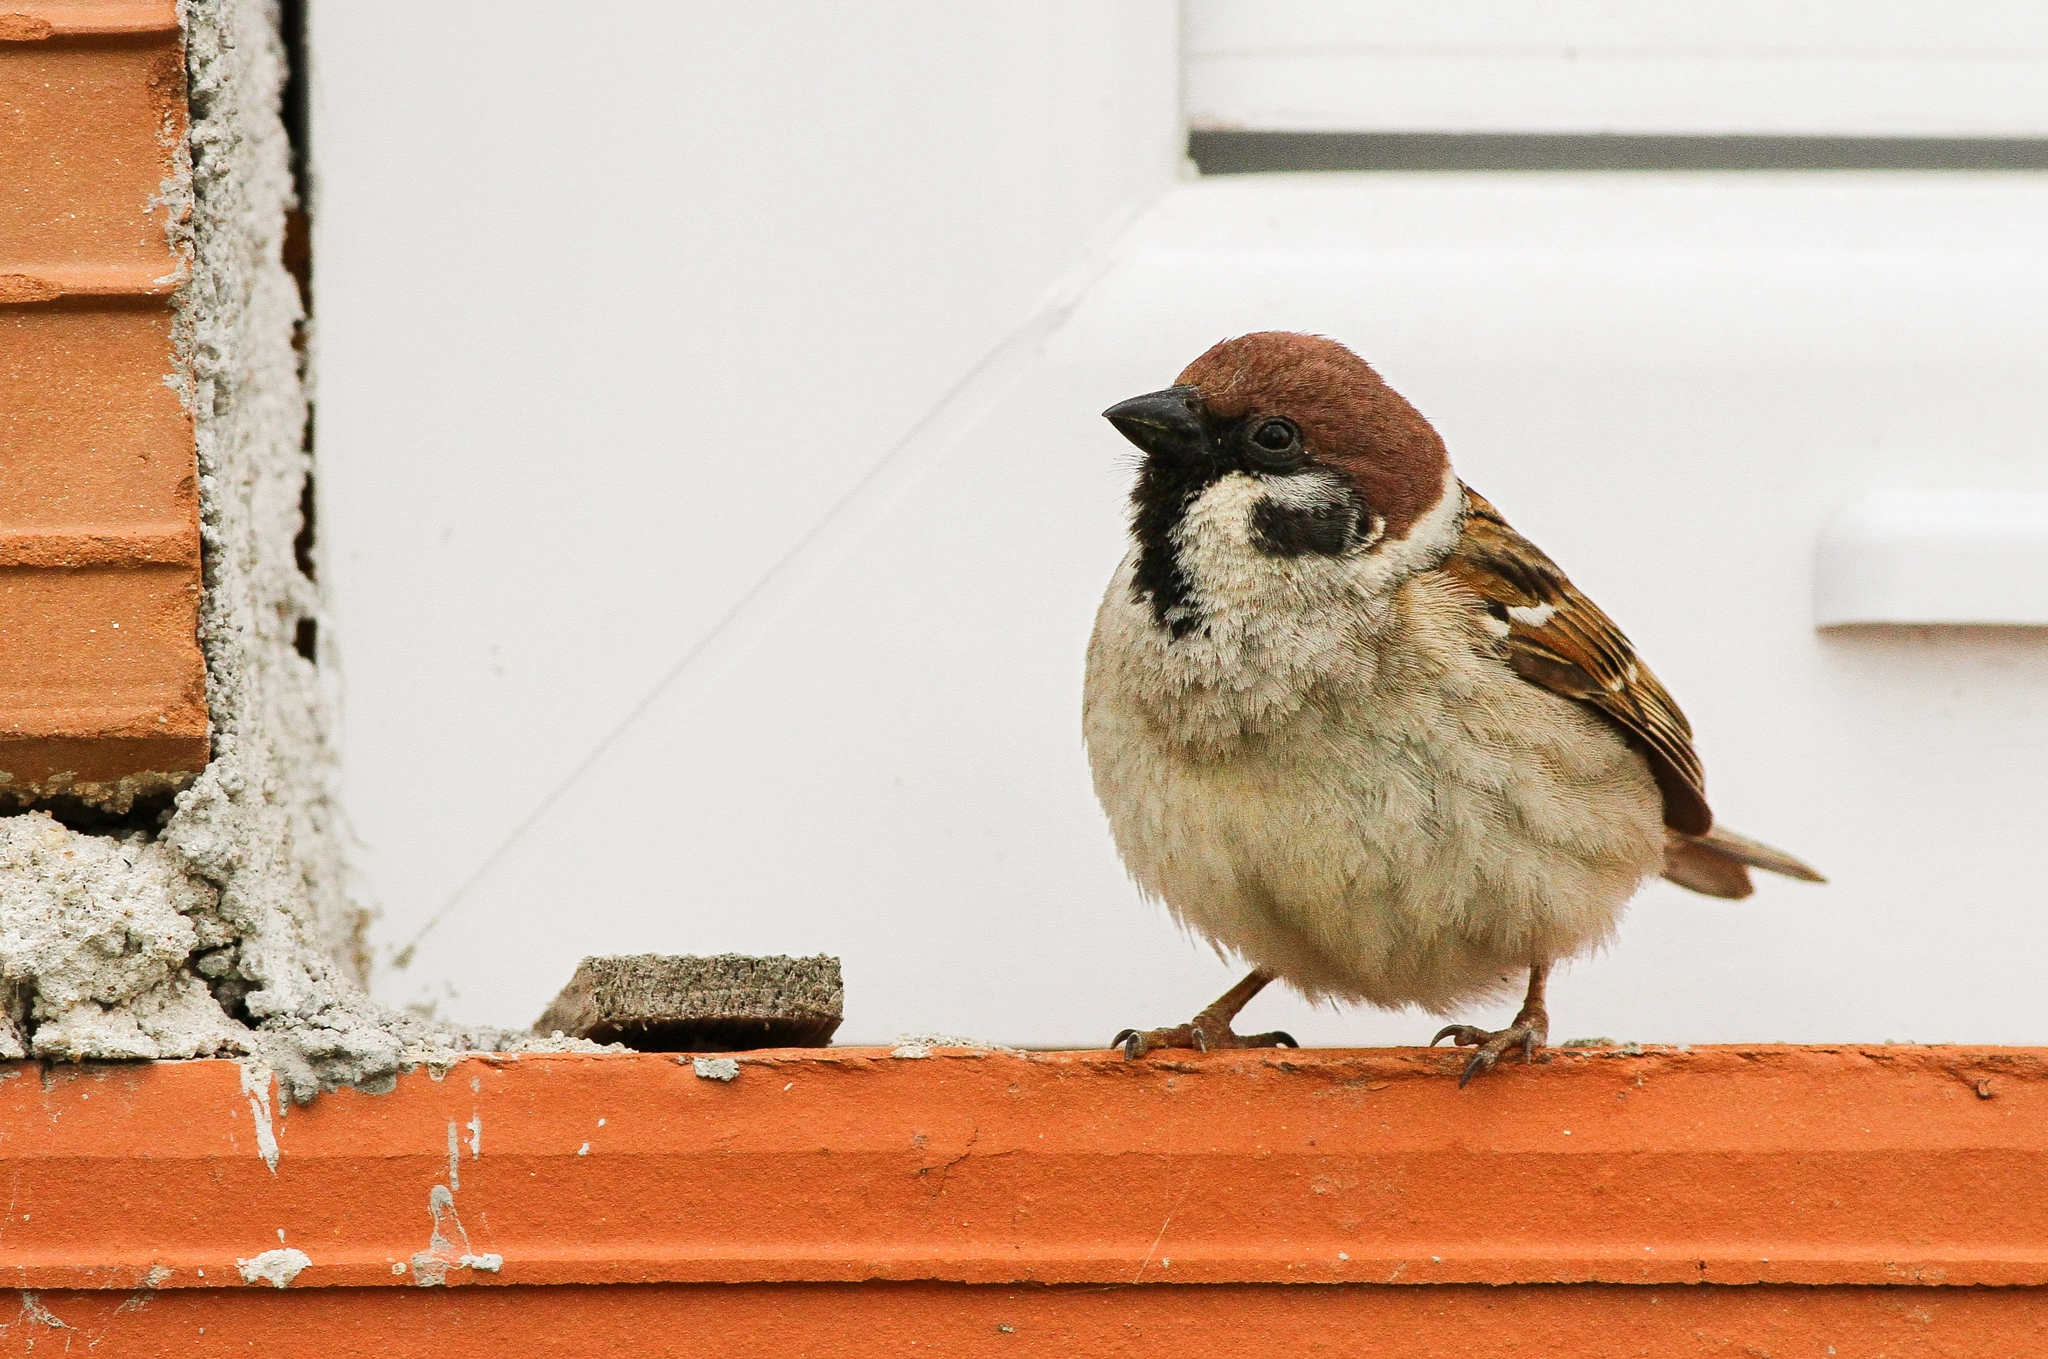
[1190,132,2048,175]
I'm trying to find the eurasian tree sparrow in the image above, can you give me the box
[1084,333,1822,1085]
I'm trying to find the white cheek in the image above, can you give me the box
[1177,470,1370,559]
[1173,473,1271,557]
[1150,463,1464,646]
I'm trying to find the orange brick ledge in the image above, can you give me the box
[0,1044,2040,1292]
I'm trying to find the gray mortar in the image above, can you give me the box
[0,0,608,1101]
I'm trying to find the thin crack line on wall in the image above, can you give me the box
[387,194,1168,964]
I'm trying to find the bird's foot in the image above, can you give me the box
[1113,1020,1297,1061]
[1430,1012,1548,1088]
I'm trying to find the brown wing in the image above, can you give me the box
[1440,486,1712,835]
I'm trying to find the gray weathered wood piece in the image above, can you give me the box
[532,953,843,1052]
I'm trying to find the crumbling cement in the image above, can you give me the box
[0,814,242,1061]
[0,0,602,1100]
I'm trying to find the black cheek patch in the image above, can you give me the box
[1250,496,1365,558]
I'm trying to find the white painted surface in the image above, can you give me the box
[316,11,2048,1049]
[308,1,1181,1020]
[1187,2,2048,135]
[1817,491,2048,627]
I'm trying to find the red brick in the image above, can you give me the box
[0,2,204,797]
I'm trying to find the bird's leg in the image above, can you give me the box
[1114,970,1298,1061]
[1430,964,1550,1088]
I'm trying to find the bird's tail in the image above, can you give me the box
[1661,824,1827,900]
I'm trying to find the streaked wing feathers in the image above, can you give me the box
[1441,486,1712,835]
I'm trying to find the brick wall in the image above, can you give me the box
[0,1,208,807]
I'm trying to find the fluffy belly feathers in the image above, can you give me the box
[1084,556,1666,1015]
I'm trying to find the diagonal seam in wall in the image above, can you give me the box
[387,193,1173,967]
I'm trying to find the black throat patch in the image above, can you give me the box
[1127,455,1217,639]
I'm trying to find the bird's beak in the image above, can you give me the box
[1102,385,1210,463]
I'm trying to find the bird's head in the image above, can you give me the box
[1103,332,1461,633]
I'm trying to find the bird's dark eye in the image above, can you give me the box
[1253,419,1297,452]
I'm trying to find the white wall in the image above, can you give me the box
[316,7,2048,1049]
[310,2,1183,1031]
[1187,1,2048,135]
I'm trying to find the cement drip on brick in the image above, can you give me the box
[0,0,607,1099]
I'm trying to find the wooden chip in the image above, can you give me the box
[532,954,842,1052]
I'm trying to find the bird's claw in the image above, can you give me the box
[1112,1023,1299,1061]
[1430,1020,1546,1087]
[1458,1048,1497,1089]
